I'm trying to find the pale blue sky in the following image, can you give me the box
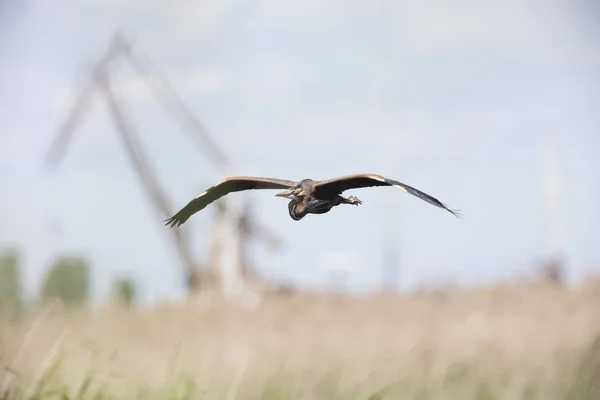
[1,0,599,304]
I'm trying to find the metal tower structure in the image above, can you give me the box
[44,31,282,298]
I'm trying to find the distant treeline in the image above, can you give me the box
[0,247,137,318]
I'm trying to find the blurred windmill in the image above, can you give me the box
[44,31,283,298]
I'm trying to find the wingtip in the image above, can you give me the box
[163,216,180,228]
[450,209,463,219]
[438,201,463,219]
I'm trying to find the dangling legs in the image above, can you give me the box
[340,195,362,205]
[300,195,362,218]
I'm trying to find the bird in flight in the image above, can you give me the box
[164,173,461,228]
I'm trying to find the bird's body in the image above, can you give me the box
[283,179,363,221]
[164,173,461,228]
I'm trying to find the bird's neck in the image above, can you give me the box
[288,198,305,221]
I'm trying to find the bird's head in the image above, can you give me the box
[275,186,303,199]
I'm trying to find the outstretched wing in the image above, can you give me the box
[313,173,462,218]
[164,176,297,227]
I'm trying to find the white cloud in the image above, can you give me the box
[242,0,580,62]
[107,66,231,103]
[61,0,590,67]
[165,0,238,40]
[260,106,482,156]
[110,74,154,102]
[82,0,178,20]
[184,67,232,95]
[387,0,578,58]
[246,0,343,25]
[82,0,239,48]
[48,59,233,108]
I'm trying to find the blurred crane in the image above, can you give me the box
[44,31,282,298]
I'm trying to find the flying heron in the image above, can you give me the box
[164,174,461,228]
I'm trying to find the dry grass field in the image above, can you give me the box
[1,281,600,399]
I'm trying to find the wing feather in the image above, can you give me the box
[164,176,297,227]
[313,173,462,218]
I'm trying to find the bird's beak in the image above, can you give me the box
[275,188,297,198]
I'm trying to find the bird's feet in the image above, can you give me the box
[345,195,362,205]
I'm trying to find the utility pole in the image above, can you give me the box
[539,130,568,284]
